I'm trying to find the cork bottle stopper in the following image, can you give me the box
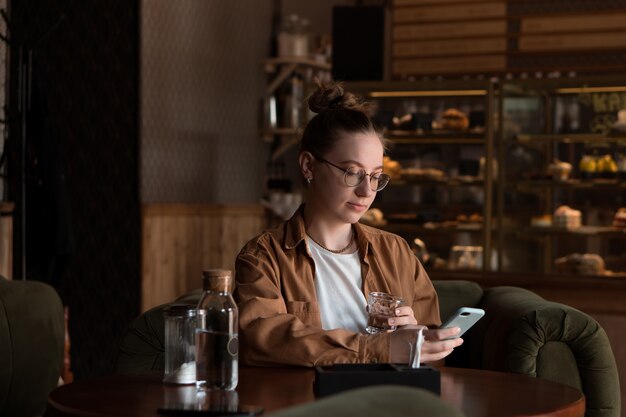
[202,269,233,292]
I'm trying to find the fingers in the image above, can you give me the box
[422,337,463,353]
[421,349,455,363]
[388,306,417,327]
[424,326,461,341]
[420,338,463,363]
[389,327,463,364]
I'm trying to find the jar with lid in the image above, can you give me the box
[195,269,239,391]
[278,14,310,57]
[163,304,197,384]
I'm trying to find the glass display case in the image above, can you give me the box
[496,75,626,276]
[261,73,626,277]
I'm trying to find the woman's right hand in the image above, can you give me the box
[389,325,463,364]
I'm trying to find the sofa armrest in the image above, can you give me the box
[116,291,203,374]
[473,286,620,417]
[116,304,166,374]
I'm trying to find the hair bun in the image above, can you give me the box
[307,80,368,114]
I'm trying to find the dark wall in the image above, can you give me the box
[7,0,140,378]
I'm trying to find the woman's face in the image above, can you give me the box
[308,132,384,225]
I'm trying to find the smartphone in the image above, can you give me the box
[440,307,485,339]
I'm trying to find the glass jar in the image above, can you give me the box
[448,245,484,270]
[163,304,197,384]
[278,14,310,57]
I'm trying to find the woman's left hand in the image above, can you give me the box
[388,306,417,328]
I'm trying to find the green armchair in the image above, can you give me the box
[0,276,64,417]
[118,280,620,417]
[434,280,620,417]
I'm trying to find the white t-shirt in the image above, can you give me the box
[306,237,368,333]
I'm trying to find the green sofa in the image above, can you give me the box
[0,276,65,417]
[118,280,620,417]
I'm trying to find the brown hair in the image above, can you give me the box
[300,81,387,157]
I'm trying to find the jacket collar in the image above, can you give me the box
[284,204,308,250]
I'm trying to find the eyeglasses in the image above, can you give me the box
[314,155,391,192]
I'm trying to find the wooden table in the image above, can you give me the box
[47,366,585,417]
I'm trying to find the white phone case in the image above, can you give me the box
[440,307,485,339]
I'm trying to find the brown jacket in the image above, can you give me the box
[234,206,441,367]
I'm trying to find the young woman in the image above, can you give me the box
[234,82,462,366]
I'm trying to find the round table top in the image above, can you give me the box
[47,366,585,417]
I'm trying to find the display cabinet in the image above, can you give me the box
[347,80,496,272]
[496,75,626,276]
[260,69,626,277]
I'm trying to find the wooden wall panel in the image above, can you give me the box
[393,20,507,41]
[520,31,626,52]
[393,2,506,23]
[392,0,626,78]
[521,13,626,34]
[0,203,13,279]
[392,0,507,77]
[142,204,266,312]
[394,37,507,58]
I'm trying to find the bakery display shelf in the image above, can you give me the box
[505,178,626,189]
[515,133,626,144]
[346,80,491,97]
[385,131,484,145]
[519,225,626,237]
[379,222,484,235]
[389,177,485,187]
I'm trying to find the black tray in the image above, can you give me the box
[314,363,440,398]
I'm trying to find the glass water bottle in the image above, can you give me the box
[195,269,239,391]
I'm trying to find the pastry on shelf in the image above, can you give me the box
[548,159,572,181]
[400,168,446,181]
[386,212,418,224]
[382,156,402,180]
[578,155,597,179]
[456,213,483,223]
[391,113,417,131]
[610,109,626,134]
[613,208,626,228]
[553,205,582,229]
[360,208,387,227]
[596,154,618,179]
[555,253,606,275]
[530,214,552,228]
[434,108,469,132]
